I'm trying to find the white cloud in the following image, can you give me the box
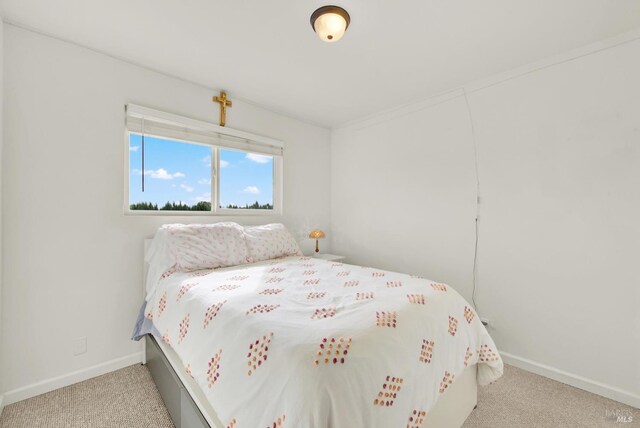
[246,153,271,164]
[220,160,230,168]
[195,192,211,202]
[243,186,260,194]
[130,146,140,152]
[132,168,185,180]
[147,168,185,180]
[198,178,212,185]
[180,183,194,193]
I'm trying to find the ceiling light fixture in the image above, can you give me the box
[310,5,351,43]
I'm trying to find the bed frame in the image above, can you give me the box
[142,239,478,428]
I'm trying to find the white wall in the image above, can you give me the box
[0,16,4,408]
[468,37,640,402]
[1,25,331,401]
[332,36,640,406]
[331,94,478,301]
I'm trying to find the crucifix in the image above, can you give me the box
[213,91,232,127]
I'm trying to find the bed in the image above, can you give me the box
[133,224,503,428]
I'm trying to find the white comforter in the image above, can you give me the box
[145,256,503,427]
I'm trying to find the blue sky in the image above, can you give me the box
[129,134,273,208]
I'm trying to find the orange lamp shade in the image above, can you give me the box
[309,229,326,239]
[309,229,325,253]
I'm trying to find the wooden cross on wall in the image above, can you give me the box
[213,91,232,127]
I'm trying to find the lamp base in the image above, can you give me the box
[315,239,320,253]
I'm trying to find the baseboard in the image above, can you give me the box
[2,353,142,406]
[499,351,640,409]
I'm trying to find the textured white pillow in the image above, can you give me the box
[244,223,303,263]
[167,222,250,272]
[146,225,180,299]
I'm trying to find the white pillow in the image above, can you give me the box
[167,222,250,272]
[145,224,184,298]
[244,223,303,263]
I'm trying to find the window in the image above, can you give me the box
[125,105,283,215]
[219,149,274,210]
[129,134,212,211]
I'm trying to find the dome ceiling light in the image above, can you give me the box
[310,5,351,43]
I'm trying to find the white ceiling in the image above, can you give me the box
[2,1,640,127]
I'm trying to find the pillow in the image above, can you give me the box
[145,224,185,298]
[244,223,303,263]
[167,222,250,272]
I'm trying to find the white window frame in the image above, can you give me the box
[124,104,284,216]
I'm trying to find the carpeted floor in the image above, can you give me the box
[0,364,636,427]
[0,365,173,428]
[463,365,637,427]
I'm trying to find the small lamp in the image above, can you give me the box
[309,229,326,253]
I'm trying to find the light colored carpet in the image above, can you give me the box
[0,364,173,428]
[0,363,636,427]
[464,365,637,428]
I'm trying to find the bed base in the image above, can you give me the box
[145,334,477,428]
[145,335,213,428]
